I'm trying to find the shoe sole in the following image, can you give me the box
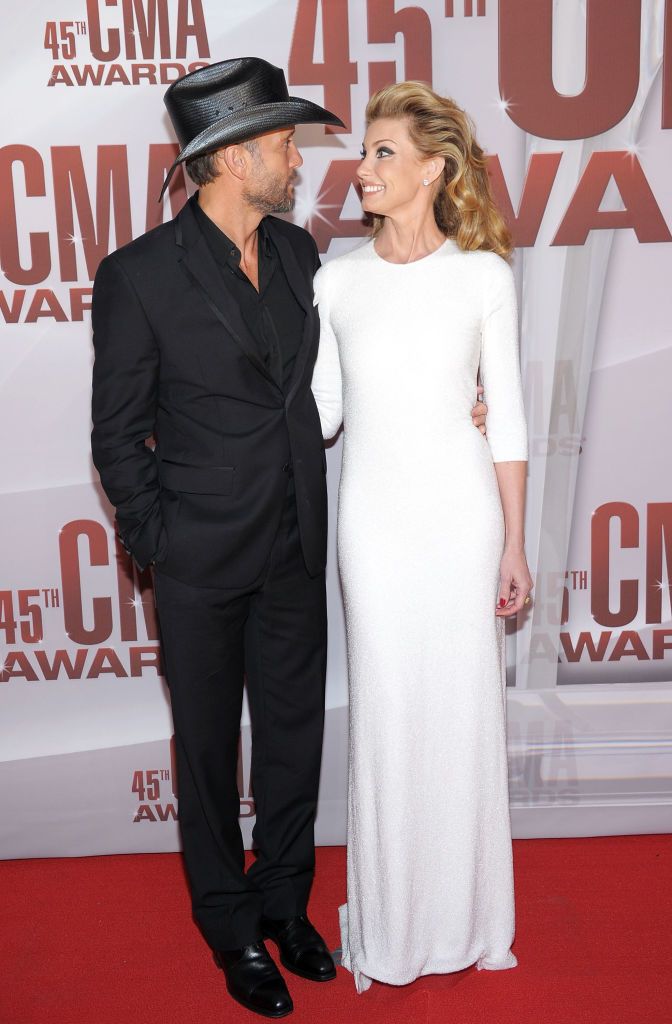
[279,956,337,982]
[226,983,294,1019]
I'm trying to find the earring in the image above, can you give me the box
[423,178,429,186]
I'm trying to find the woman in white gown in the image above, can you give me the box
[310,83,532,992]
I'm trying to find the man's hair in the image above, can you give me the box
[184,151,220,187]
[185,140,260,187]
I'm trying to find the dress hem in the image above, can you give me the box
[339,903,517,993]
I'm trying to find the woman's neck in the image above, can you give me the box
[375,213,446,264]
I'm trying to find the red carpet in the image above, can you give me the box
[1,837,670,1024]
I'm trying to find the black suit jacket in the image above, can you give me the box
[91,196,327,589]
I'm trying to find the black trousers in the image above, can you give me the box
[153,489,327,950]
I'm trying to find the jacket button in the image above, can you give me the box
[282,462,292,474]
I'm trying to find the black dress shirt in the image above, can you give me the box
[192,197,306,392]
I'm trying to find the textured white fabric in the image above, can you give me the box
[311,237,527,991]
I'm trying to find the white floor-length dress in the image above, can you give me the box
[311,237,528,992]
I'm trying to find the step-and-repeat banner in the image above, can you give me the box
[1,0,671,857]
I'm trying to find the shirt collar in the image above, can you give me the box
[192,193,273,271]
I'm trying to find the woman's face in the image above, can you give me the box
[357,117,434,218]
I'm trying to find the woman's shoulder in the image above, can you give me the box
[455,245,512,275]
[453,247,515,299]
[313,240,375,294]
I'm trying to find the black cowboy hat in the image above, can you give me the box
[160,56,344,199]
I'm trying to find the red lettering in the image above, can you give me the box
[47,65,74,87]
[591,503,638,627]
[646,504,672,624]
[122,0,171,59]
[174,0,210,59]
[131,63,158,85]
[86,0,121,61]
[499,0,641,139]
[560,631,612,663]
[53,145,133,281]
[0,289,26,323]
[0,146,51,285]
[34,649,88,680]
[0,652,39,682]
[129,646,162,676]
[87,647,129,678]
[0,592,18,645]
[70,288,93,320]
[653,629,672,659]
[70,64,106,86]
[159,62,188,84]
[303,160,368,253]
[608,631,650,661]
[25,289,68,323]
[553,153,672,246]
[488,152,562,248]
[105,64,132,86]
[59,520,113,645]
[289,0,357,133]
[154,802,178,821]
[664,0,672,128]
[133,804,157,822]
[367,0,432,95]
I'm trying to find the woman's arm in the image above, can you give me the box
[311,267,343,440]
[493,461,532,616]
[480,256,533,616]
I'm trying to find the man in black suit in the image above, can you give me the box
[92,58,487,1018]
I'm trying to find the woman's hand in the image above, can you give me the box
[496,546,533,617]
[471,385,487,435]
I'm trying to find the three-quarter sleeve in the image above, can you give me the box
[311,266,343,440]
[479,256,528,463]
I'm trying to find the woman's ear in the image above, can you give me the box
[426,156,446,184]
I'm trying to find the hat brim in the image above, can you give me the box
[159,97,345,200]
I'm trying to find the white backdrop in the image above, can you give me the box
[1,0,671,857]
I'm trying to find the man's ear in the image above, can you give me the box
[220,144,250,181]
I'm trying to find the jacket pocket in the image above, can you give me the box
[159,459,235,495]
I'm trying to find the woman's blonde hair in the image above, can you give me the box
[365,82,512,259]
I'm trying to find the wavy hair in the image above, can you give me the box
[365,82,512,259]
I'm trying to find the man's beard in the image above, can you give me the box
[244,169,296,215]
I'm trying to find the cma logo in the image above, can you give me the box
[85,0,210,62]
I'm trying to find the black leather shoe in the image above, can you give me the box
[261,915,337,982]
[214,941,293,1018]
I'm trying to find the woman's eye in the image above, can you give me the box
[377,147,393,158]
[359,148,366,158]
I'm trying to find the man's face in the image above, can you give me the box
[243,127,303,214]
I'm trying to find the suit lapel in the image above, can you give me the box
[268,220,317,402]
[175,200,280,392]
